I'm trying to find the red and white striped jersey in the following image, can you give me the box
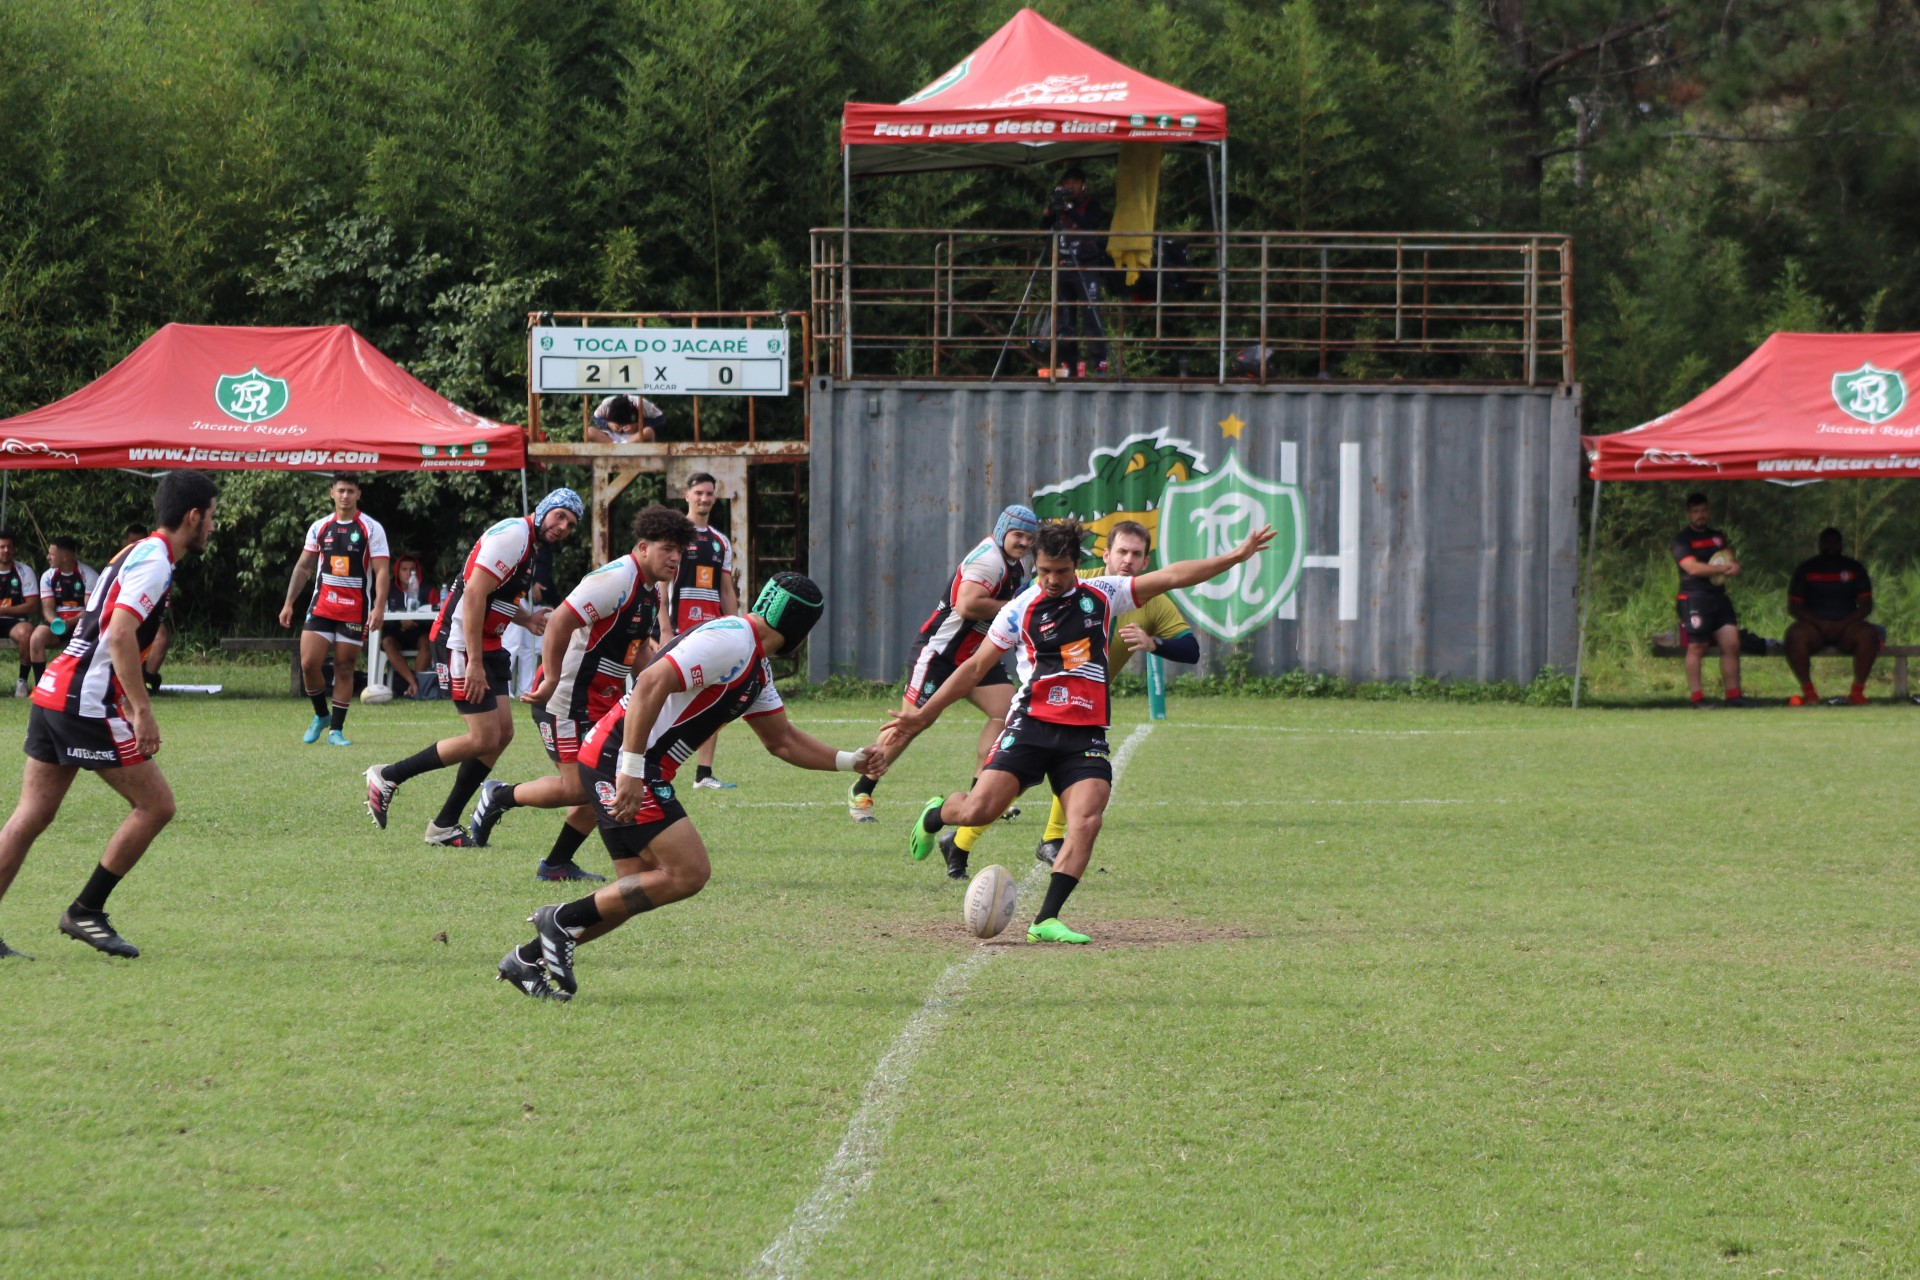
[988,575,1139,728]
[579,616,782,782]
[33,535,174,719]
[303,513,390,624]
[917,536,1026,663]
[663,525,734,633]
[432,516,538,653]
[542,553,661,723]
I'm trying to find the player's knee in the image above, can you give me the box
[140,791,177,827]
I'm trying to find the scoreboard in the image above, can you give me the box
[530,326,789,397]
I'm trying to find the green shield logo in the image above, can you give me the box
[1156,449,1305,641]
[214,367,290,423]
[901,56,971,104]
[1832,363,1907,425]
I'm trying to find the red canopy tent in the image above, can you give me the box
[837,8,1231,375]
[0,323,525,472]
[1573,331,1920,703]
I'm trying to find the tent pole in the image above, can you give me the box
[842,146,853,380]
[1572,477,1602,710]
[520,466,529,516]
[1,471,8,528]
[1218,140,1229,384]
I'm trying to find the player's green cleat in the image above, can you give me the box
[909,796,943,861]
[327,729,352,747]
[302,714,327,744]
[1026,918,1090,944]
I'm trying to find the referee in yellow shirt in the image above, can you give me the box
[1033,518,1199,866]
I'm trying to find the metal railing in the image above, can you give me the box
[811,228,1574,386]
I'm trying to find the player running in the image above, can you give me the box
[497,572,888,1001]
[466,504,694,881]
[662,471,740,789]
[279,473,390,746]
[847,504,1037,845]
[0,471,218,961]
[29,538,99,690]
[1029,518,1199,871]
[886,517,1273,945]
[364,488,581,845]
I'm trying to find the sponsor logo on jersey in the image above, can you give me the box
[696,565,715,589]
[687,663,704,687]
[1047,686,1070,706]
[595,780,618,806]
[65,747,117,762]
[1078,595,1095,614]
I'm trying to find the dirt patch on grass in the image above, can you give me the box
[894,917,1265,951]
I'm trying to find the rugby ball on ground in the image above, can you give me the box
[1708,549,1734,587]
[360,684,395,705]
[962,864,1018,939]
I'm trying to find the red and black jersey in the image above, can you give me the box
[303,513,390,624]
[664,525,734,633]
[432,516,538,653]
[578,617,782,781]
[988,576,1138,728]
[543,554,663,723]
[1789,553,1872,621]
[0,559,39,610]
[40,567,96,625]
[34,535,173,719]
[1670,526,1731,596]
[917,537,1027,663]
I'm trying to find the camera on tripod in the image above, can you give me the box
[1048,186,1075,219]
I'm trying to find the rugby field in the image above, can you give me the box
[3,680,1918,1276]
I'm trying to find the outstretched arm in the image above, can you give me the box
[747,710,887,776]
[1130,525,1276,606]
[884,639,1005,742]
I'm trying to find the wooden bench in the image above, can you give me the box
[1653,640,1920,698]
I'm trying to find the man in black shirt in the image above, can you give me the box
[1671,492,1752,707]
[1041,167,1108,378]
[1784,527,1878,706]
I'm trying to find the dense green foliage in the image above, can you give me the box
[3,1,1917,644]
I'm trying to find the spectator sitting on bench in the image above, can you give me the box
[1672,492,1752,708]
[380,554,440,699]
[1786,527,1878,707]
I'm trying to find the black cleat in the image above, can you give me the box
[366,764,397,829]
[468,780,511,848]
[939,830,968,880]
[1724,695,1757,708]
[528,904,579,996]
[59,909,139,958]
[0,935,34,960]
[497,945,569,1002]
[1035,838,1062,867]
[998,806,1022,822]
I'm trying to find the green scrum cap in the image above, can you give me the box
[753,571,825,649]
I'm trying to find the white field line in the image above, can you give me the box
[793,717,1502,738]
[750,723,1155,1280]
[730,795,1505,812]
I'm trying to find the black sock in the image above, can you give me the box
[144,670,161,693]
[72,863,123,914]
[1034,871,1079,924]
[16,659,27,682]
[493,785,522,813]
[852,775,877,797]
[307,688,327,718]
[696,764,713,782]
[555,894,603,933]
[545,823,588,867]
[434,758,493,828]
[30,661,44,682]
[330,701,349,732]
[384,743,446,786]
[922,803,945,834]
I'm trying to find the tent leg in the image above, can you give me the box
[1572,478,1601,709]
[520,466,529,516]
[842,147,853,380]
[1217,140,1229,384]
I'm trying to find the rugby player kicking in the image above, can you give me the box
[1029,518,1199,870]
[365,489,581,845]
[0,471,218,961]
[847,504,1037,868]
[278,473,390,746]
[887,517,1273,945]
[466,504,693,881]
[497,572,889,1001]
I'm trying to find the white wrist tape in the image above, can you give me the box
[618,751,648,778]
[835,750,858,772]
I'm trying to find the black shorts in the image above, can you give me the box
[434,643,514,713]
[23,703,147,770]
[904,642,1012,707]
[981,716,1112,795]
[580,760,689,859]
[1677,593,1738,644]
[303,611,367,647]
[529,704,586,765]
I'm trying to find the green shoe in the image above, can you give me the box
[1027,918,1090,944]
[302,714,327,744]
[909,796,943,861]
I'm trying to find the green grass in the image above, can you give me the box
[4,689,1920,1276]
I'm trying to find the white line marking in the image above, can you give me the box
[751,724,1155,1279]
